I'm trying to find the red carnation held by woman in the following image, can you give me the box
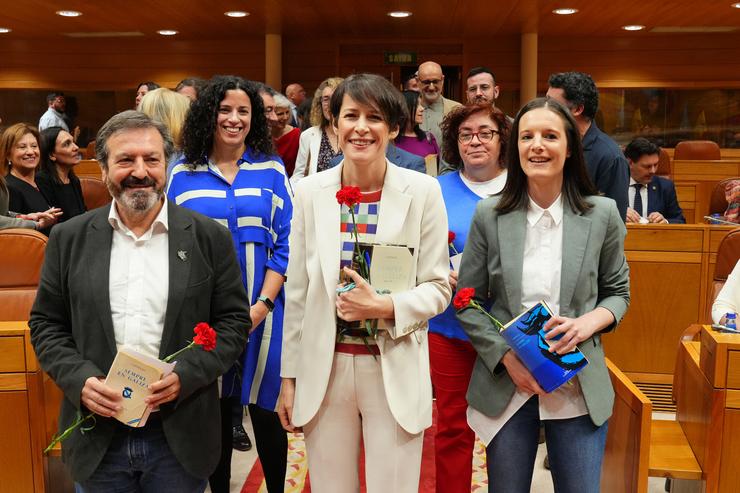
[453,287,475,310]
[336,186,362,208]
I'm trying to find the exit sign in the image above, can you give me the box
[384,51,417,65]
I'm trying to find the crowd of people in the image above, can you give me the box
[1,60,733,493]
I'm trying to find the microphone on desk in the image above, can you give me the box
[703,215,737,225]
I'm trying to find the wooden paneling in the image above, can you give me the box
[0,391,35,493]
[648,420,702,480]
[728,351,740,389]
[0,336,26,372]
[719,409,740,492]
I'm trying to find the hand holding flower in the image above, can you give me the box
[336,267,394,322]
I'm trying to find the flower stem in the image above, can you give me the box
[44,412,96,454]
[163,341,195,363]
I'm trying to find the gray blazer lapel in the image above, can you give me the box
[314,167,342,301]
[497,209,526,313]
[87,207,118,357]
[161,203,194,356]
[560,207,591,314]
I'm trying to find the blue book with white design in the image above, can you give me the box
[500,301,588,393]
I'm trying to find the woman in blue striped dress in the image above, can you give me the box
[166,75,292,493]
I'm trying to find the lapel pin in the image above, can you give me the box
[177,250,188,262]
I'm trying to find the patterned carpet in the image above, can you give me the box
[241,406,489,492]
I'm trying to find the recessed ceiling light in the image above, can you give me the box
[225,11,249,17]
[622,25,645,31]
[0,27,11,33]
[732,3,740,8]
[552,8,578,15]
[56,10,82,17]
[157,30,178,36]
[387,11,412,18]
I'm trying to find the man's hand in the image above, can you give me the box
[501,351,545,395]
[81,376,122,417]
[278,378,301,433]
[647,212,668,224]
[625,207,641,223]
[146,372,181,409]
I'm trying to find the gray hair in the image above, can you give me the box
[95,110,174,169]
[273,93,291,109]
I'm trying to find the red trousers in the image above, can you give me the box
[428,332,477,493]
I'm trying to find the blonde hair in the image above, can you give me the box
[0,123,40,192]
[138,88,191,149]
[310,77,344,129]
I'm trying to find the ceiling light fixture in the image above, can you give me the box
[732,3,740,8]
[387,11,412,18]
[552,8,578,15]
[622,25,645,31]
[56,10,82,17]
[157,30,178,36]
[225,11,249,17]
[0,27,11,33]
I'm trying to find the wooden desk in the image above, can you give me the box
[672,159,740,222]
[674,326,740,492]
[604,224,736,383]
[75,159,102,179]
[0,322,46,493]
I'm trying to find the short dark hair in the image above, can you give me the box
[46,92,64,104]
[624,137,660,162]
[182,75,274,165]
[547,72,599,120]
[399,90,426,141]
[497,98,598,215]
[466,67,496,85]
[440,104,510,171]
[96,110,174,170]
[175,78,204,96]
[329,73,405,133]
[254,82,276,97]
[136,81,160,92]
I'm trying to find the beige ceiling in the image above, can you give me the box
[1,0,739,40]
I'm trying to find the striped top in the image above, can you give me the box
[338,190,381,348]
[166,149,293,411]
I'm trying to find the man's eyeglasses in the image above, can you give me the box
[458,129,499,144]
[419,79,442,87]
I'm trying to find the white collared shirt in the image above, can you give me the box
[108,199,170,360]
[628,177,649,217]
[467,195,588,444]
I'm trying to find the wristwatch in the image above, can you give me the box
[257,295,275,312]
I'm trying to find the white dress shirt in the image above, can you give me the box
[108,199,170,360]
[467,195,589,445]
[628,177,649,218]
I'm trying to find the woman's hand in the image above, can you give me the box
[543,308,614,354]
[449,269,458,291]
[249,303,269,333]
[501,350,545,395]
[21,207,62,229]
[335,267,394,322]
[278,378,301,433]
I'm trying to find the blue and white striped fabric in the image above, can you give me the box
[166,149,293,412]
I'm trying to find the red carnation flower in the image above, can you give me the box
[453,287,475,310]
[193,322,217,352]
[448,231,456,244]
[336,186,362,208]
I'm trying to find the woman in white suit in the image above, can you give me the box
[290,77,344,185]
[278,74,451,493]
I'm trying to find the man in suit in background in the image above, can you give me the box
[624,137,686,224]
[285,82,307,127]
[547,72,630,220]
[30,110,251,492]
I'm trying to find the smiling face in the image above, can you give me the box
[50,130,80,167]
[102,127,166,215]
[457,112,502,173]
[518,107,570,187]
[335,94,398,168]
[275,105,291,130]
[11,132,40,172]
[214,89,251,152]
[417,63,444,105]
[260,91,279,130]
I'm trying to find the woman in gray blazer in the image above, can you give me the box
[456,98,629,493]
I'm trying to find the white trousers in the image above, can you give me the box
[303,352,424,493]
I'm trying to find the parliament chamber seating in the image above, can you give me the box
[674,140,722,161]
[80,176,112,211]
[707,177,739,217]
[656,148,673,179]
[74,159,102,179]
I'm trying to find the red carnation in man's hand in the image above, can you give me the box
[453,287,475,310]
[448,231,456,244]
[336,186,362,208]
[193,322,217,352]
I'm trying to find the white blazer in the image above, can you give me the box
[290,126,322,186]
[282,161,451,434]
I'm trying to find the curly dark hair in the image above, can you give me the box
[182,75,275,166]
[496,98,598,215]
[440,103,510,171]
[547,72,599,120]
